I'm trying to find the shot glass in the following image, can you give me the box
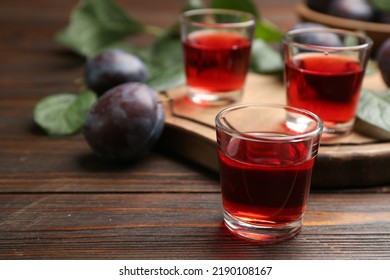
[180,9,256,106]
[283,28,372,139]
[216,104,323,242]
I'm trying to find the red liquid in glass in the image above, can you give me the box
[218,136,315,225]
[183,31,251,92]
[285,54,364,123]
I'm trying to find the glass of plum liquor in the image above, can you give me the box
[283,28,372,139]
[216,104,323,242]
[179,9,256,105]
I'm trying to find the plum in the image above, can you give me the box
[83,82,164,163]
[328,0,375,22]
[290,22,343,47]
[377,38,390,88]
[85,49,148,96]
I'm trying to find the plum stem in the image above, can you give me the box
[74,77,87,90]
[158,91,172,104]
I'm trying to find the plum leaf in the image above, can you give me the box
[369,0,390,12]
[355,88,390,139]
[144,25,185,91]
[211,0,259,18]
[146,63,185,92]
[254,19,283,42]
[55,0,143,58]
[183,0,205,11]
[250,39,283,74]
[34,90,97,136]
[210,0,283,42]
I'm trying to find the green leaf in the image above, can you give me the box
[365,60,377,76]
[368,0,390,11]
[150,29,183,68]
[210,0,259,18]
[141,0,210,91]
[250,39,283,74]
[183,0,205,11]
[55,0,143,58]
[145,42,185,91]
[355,88,390,139]
[34,90,97,136]
[146,63,185,92]
[144,23,186,91]
[210,0,283,42]
[255,19,283,42]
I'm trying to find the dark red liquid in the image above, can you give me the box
[218,136,315,225]
[285,54,364,123]
[183,31,251,92]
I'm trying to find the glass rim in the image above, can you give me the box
[179,8,256,29]
[215,103,324,143]
[283,27,373,52]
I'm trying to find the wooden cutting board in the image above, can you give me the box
[158,71,390,188]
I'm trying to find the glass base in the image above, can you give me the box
[224,211,302,243]
[187,86,242,106]
[321,119,354,140]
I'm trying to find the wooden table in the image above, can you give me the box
[0,0,389,260]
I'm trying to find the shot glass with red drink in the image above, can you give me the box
[283,28,372,139]
[216,104,323,242]
[180,9,255,106]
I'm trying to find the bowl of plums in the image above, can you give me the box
[298,0,390,54]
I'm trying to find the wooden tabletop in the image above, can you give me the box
[0,0,389,260]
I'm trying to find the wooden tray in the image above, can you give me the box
[158,72,390,188]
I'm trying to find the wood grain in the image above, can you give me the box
[0,193,389,259]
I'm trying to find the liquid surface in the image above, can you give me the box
[183,31,251,92]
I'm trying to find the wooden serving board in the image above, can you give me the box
[158,72,390,188]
